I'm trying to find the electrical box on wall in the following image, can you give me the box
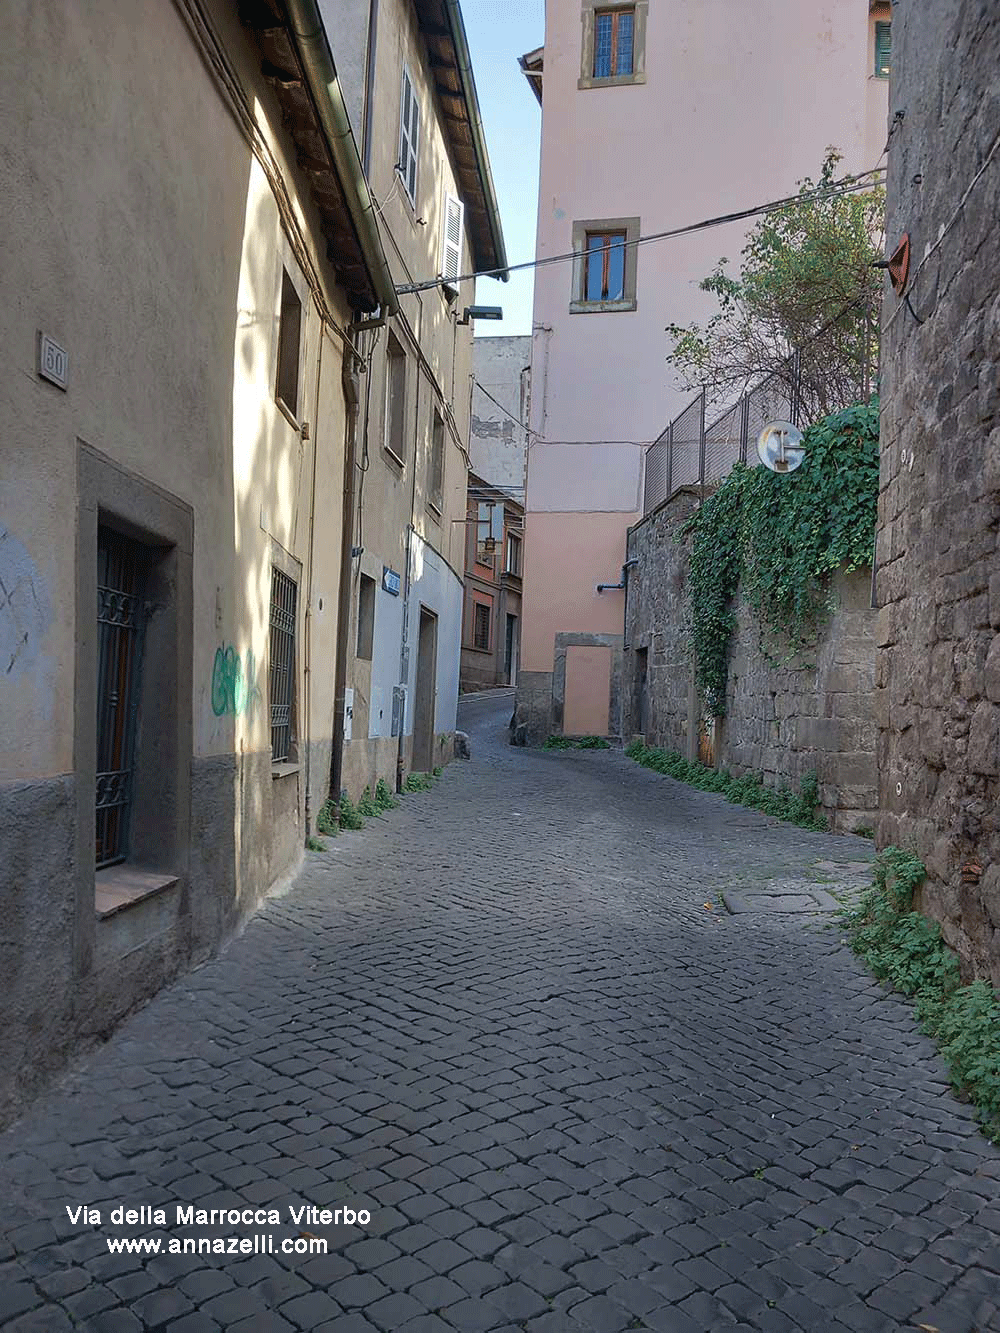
[344,687,354,741]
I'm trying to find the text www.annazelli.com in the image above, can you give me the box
[107,1234,327,1256]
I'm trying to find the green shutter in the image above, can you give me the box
[875,21,891,78]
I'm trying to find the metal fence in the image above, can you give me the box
[643,339,873,516]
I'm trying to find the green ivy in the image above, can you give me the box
[683,400,879,715]
[374,778,398,810]
[624,740,827,831]
[840,848,1000,1143]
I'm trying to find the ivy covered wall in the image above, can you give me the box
[625,403,879,830]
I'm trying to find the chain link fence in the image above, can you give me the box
[643,323,875,516]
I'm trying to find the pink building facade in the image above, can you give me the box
[514,1,890,744]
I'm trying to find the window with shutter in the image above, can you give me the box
[442,193,464,281]
[874,21,890,77]
[398,68,420,203]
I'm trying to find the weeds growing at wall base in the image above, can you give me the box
[543,735,611,750]
[625,740,827,831]
[309,773,434,847]
[840,847,1000,1143]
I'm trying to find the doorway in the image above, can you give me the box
[505,613,519,686]
[635,645,648,739]
[413,606,438,772]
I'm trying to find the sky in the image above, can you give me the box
[463,0,545,337]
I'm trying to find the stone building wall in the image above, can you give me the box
[877,3,1000,980]
[625,489,701,757]
[722,570,877,831]
[626,490,877,830]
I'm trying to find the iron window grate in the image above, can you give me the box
[474,602,491,651]
[96,527,148,869]
[269,568,298,762]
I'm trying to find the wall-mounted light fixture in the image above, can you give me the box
[458,306,503,325]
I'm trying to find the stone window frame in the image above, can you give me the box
[578,0,648,91]
[75,442,193,967]
[570,216,640,314]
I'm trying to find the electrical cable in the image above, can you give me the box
[884,124,1000,331]
[395,168,887,295]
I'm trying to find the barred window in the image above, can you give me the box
[96,527,149,868]
[269,568,297,762]
[473,601,491,651]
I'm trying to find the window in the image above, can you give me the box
[593,7,634,78]
[571,216,640,312]
[585,231,626,302]
[506,531,521,576]
[473,601,491,651]
[269,568,298,762]
[384,332,407,462]
[357,574,375,660]
[441,193,464,281]
[429,410,445,511]
[398,67,420,203]
[874,21,890,78]
[579,0,647,90]
[95,527,149,869]
[276,268,302,418]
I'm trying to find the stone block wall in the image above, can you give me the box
[722,570,877,831]
[877,2,1000,980]
[626,490,877,830]
[625,489,700,757]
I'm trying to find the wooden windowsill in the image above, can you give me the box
[271,762,300,780]
[95,867,179,920]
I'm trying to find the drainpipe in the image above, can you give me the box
[330,338,363,802]
[284,0,399,318]
[395,345,422,791]
[303,322,326,835]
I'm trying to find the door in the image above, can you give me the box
[563,644,611,736]
[505,613,519,686]
[412,606,438,772]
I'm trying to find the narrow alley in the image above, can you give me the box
[1,692,998,1333]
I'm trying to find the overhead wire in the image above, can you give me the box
[395,167,887,295]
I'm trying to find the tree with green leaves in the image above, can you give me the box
[667,151,885,420]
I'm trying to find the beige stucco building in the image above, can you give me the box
[327,0,508,796]
[0,0,464,1121]
[515,0,890,743]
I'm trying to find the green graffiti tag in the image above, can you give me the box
[211,645,261,718]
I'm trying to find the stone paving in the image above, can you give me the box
[2,690,1000,1333]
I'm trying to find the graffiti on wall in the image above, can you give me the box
[211,645,261,718]
[0,525,50,681]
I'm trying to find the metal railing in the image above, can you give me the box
[643,323,875,515]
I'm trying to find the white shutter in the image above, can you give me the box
[442,193,464,280]
[399,68,419,202]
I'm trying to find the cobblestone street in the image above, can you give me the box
[2,691,999,1333]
